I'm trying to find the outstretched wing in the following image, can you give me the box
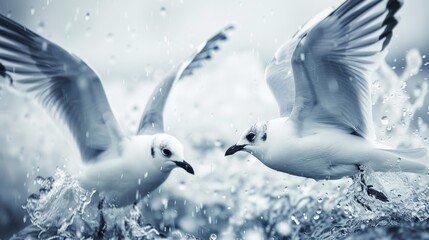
[137,25,234,135]
[266,8,334,117]
[290,0,402,140]
[0,15,123,162]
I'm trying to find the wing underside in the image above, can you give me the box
[0,14,122,161]
[137,25,233,135]
[290,0,402,139]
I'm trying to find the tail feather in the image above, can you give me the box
[368,148,428,174]
[381,148,427,160]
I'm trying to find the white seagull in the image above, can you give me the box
[226,0,426,202]
[0,14,233,206]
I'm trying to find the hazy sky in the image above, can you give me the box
[0,0,428,80]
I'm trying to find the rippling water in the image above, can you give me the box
[6,50,429,239]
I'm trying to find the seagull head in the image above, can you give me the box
[225,121,268,158]
[151,134,194,175]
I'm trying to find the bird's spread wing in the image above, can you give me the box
[290,0,402,139]
[137,25,234,135]
[0,15,123,162]
[266,8,334,117]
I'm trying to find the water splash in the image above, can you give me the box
[21,169,95,238]
[11,50,429,239]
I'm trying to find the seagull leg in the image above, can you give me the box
[96,198,106,239]
[358,165,389,202]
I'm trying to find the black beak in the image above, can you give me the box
[174,160,195,175]
[225,144,246,156]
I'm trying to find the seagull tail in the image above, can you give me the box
[368,148,428,174]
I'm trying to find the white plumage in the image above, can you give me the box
[226,0,425,202]
[0,14,233,206]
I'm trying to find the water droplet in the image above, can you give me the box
[138,178,141,185]
[313,215,320,220]
[37,21,45,33]
[381,116,389,125]
[284,186,288,191]
[300,53,305,61]
[406,49,422,75]
[144,172,148,178]
[79,194,87,201]
[106,32,114,42]
[214,140,222,147]
[85,12,90,20]
[85,27,92,37]
[317,198,323,203]
[160,6,166,17]
[210,233,217,240]
[6,10,11,18]
[291,215,300,225]
[109,55,116,65]
[30,7,35,15]
[337,186,341,191]
[372,80,380,89]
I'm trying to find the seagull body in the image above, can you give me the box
[0,14,232,206]
[78,135,166,204]
[252,118,427,181]
[226,0,427,198]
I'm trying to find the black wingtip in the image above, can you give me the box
[0,62,13,86]
[223,25,235,32]
[0,62,6,78]
[387,0,403,13]
[380,32,393,51]
[216,24,235,41]
[379,0,403,51]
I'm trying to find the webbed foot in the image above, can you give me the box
[358,165,389,203]
[366,184,389,202]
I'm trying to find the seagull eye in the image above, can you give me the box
[246,132,256,142]
[161,148,172,158]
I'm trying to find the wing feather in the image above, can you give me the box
[290,0,402,139]
[265,8,335,117]
[0,15,123,162]
[137,25,234,135]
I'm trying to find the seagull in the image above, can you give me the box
[0,14,233,206]
[225,0,427,202]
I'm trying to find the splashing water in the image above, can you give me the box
[19,169,95,238]
[10,50,429,239]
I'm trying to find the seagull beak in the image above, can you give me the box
[225,144,246,156]
[174,160,195,175]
